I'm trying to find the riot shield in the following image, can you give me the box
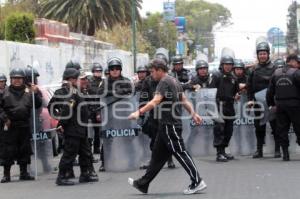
[221,47,235,59]
[183,89,218,156]
[100,95,148,172]
[254,89,275,125]
[196,53,208,63]
[256,36,268,46]
[155,48,169,63]
[230,94,256,155]
[30,107,55,175]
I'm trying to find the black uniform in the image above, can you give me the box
[247,60,279,155]
[212,71,239,153]
[267,66,300,159]
[185,73,216,90]
[134,75,201,191]
[99,76,133,97]
[135,79,145,93]
[48,85,91,178]
[0,89,5,166]
[0,85,42,166]
[89,76,103,155]
[170,68,190,89]
[235,75,247,85]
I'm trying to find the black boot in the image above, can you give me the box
[88,165,99,182]
[79,171,98,183]
[216,147,228,162]
[56,170,75,186]
[167,156,175,169]
[1,165,11,183]
[99,161,105,172]
[252,146,263,159]
[19,164,34,181]
[274,143,281,158]
[222,148,234,160]
[282,147,290,161]
[65,168,75,179]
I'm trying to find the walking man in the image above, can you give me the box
[128,58,207,195]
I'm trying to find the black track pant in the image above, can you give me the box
[138,124,201,186]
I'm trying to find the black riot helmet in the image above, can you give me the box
[274,58,285,69]
[0,73,7,81]
[9,67,25,78]
[24,67,40,84]
[63,68,80,80]
[91,62,103,72]
[256,42,270,54]
[107,57,122,71]
[66,61,81,70]
[137,66,148,73]
[233,59,245,69]
[220,56,234,65]
[195,60,209,71]
[172,55,184,65]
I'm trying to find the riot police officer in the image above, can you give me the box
[24,67,40,86]
[78,71,99,180]
[0,68,42,183]
[185,60,215,91]
[170,55,190,84]
[90,62,104,90]
[98,57,133,172]
[233,59,248,94]
[247,42,280,158]
[89,62,103,155]
[135,65,148,92]
[99,57,133,97]
[48,68,97,186]
[212,56,239,162]
[0,73,7,167]
[233,60,247,84]
[0,74,7,93]
[267,54,300,161]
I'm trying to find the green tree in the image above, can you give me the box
[5,12,35,43]
[176,0,231,59]
[39,0,142,36]
[95,24,152,53]
[141,13,177,57]
[286,1,298,53]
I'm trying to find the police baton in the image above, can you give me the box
[28,60,38,180]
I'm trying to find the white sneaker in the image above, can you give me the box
[128,177,134,186]
[183,180,207,195]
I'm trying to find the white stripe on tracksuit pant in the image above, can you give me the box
[139,123,201,186]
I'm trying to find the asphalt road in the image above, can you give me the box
[1,154,300,199]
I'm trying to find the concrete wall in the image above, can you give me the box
[0,40,149,85]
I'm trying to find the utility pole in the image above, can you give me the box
[131,0,137,73]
